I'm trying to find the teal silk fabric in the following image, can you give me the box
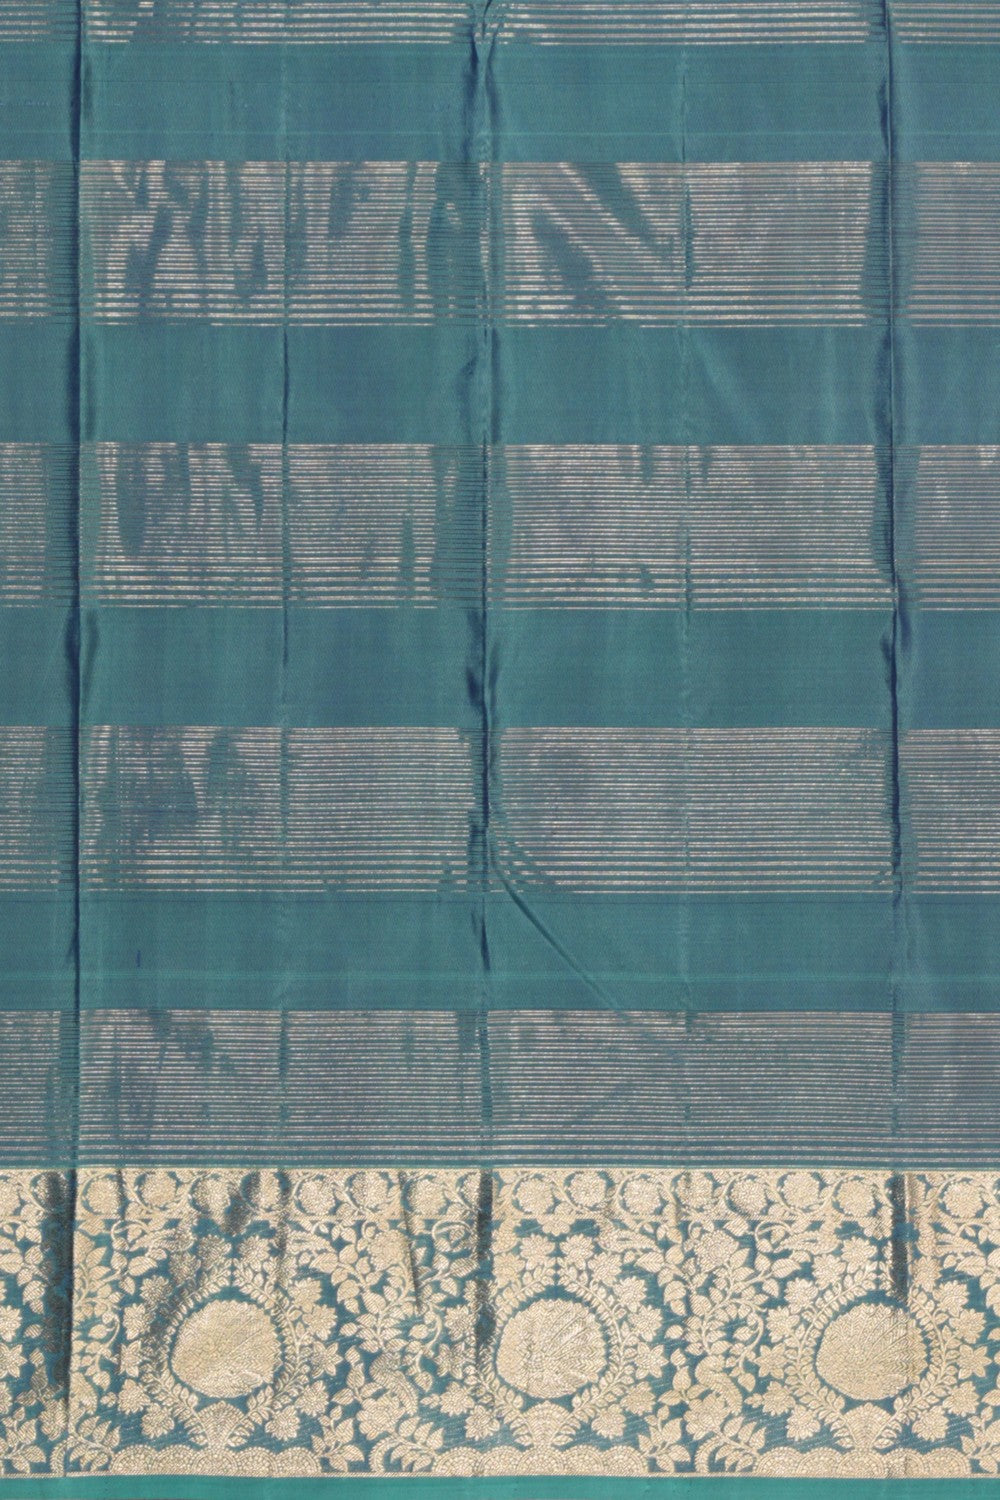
[0,0,997,1163]
[1,0,1000,1491]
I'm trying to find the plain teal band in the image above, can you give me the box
[4,1478,997,1499]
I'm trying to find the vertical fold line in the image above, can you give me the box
[471,0,499,1166]
[276,12,292,1034]
[64,0,85,1458]
[279,26,291,699]
[678,14,693,1163]
[881,0,906,1159]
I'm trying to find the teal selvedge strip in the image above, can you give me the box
[4,1477,1000,1499]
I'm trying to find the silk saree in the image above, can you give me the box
[0,0,999,1494]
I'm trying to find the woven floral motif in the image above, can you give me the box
[0,1167,993,1476]
[30,1168,994,1475]
[0,1173,69,1475]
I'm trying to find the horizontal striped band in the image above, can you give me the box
[6,160,1000,326]
[10,725,1000,891]
[9,443,1000,610]
[6,0,999,45]
[0,724,991,893]
[2,1009,1000,1164]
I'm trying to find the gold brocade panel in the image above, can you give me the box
[0,1169,995,1475]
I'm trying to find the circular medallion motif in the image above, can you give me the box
[815,1302,928,1401]
[495,1297,606,1399]
[170,1297,282,1399]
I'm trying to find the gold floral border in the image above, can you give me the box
[3,1169,1000,1476]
